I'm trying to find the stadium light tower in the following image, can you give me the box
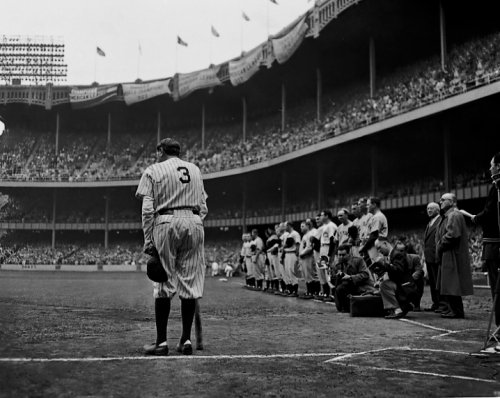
[0,35,67,85]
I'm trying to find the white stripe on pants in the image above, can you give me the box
[284,253,299,285]
[300,255,317,283]
[152,212,205,299]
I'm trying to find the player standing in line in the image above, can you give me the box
[278,222,291,295]
[264,227,278,292]
[241,233,254,288]
[136,138,207,356]
[358,197,373,251]
[267,224,282,293]
[250,229,265,290]
[284,221,301,297]
[350,202,362,256]
[299,219,319,298]
[335,209,353,249]
[315,210,337,301]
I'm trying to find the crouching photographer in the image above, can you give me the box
[375,239,422,319]
[332,244,375,312]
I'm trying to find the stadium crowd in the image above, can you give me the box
[1,33,500,181]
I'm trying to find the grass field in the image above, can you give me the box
[1,270,500,397]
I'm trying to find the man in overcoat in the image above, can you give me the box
[436,193,474,318]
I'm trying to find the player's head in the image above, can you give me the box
[300,221,308,234]
[156,138,181,161]
[351,202,360,218]
[367,197,380,213]
[305,218,315,230]
[337,208,349,224]
[285,221,293,232]
[251,229,258,239]
[319,210,332,224]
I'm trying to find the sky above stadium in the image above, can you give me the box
[3,0,312,85]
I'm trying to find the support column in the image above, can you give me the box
[443,123,451,192]
[157,111,161,143]
[370,145,378,196]
[107,112,112,151]
[51,189,57,250]
[281,82,286,132]
[242,96,247,143]
[241,178,247,232]
[369,37,376,98]
[281,170,287,219]
[104,191,110,249]
[55,112,60,156]
[316,67,322,122]
[439,0,447,71]
[201,103,206,151]
[317,161,324,210]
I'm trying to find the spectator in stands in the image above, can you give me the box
[436,193,474,319]
[332,244,374,313]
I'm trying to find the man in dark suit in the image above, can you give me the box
[460,152,500,327]
[436,193,474,318]
[423,202,445,312]
[332,244,374,312]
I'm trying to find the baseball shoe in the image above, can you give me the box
[196,340,204,350]
[143,342,168,356]
[176,339,193,355]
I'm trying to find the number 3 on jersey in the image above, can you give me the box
[177,167,191,183]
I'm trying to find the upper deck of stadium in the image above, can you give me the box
[1,0,499,187]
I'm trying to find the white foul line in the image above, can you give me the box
[398,318,452,333]
[335,363,497,384]
[0,352,347,363]
[324,346,399,363]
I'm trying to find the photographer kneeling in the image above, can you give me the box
[376,239,421,319]
[332,244,375,312]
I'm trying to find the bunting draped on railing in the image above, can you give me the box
[271,14,309,64]
[121,78,172,105]
[69,84,121,109]
[1,0,363,108]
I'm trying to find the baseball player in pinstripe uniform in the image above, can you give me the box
[299,219,319,298]
[136,138,208,356]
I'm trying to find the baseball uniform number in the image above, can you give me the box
[177,167,191,183]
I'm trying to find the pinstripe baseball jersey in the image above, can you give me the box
[136,157,208,218]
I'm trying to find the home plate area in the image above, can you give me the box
[326,346,499,384]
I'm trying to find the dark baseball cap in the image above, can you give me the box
[157,138,181,155]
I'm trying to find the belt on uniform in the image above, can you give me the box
[284,251,297,255]
[157,207,199,216]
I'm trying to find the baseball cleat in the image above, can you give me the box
[176,339,193,355]
[143,342,168,356]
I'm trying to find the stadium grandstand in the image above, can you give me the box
[0,0,499,267]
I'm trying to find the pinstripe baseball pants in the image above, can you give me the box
[152,210,205,299]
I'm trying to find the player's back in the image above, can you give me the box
[147,157,205,212]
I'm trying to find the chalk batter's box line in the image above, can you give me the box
[0,352,349,363]
[325,346,499,384]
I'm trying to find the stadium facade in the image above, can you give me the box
[0,0,499,247]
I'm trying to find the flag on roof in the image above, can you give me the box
[177,36,188,47]
[96,47,106,56]
[242,11,250,21]
[211,26,220,38]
